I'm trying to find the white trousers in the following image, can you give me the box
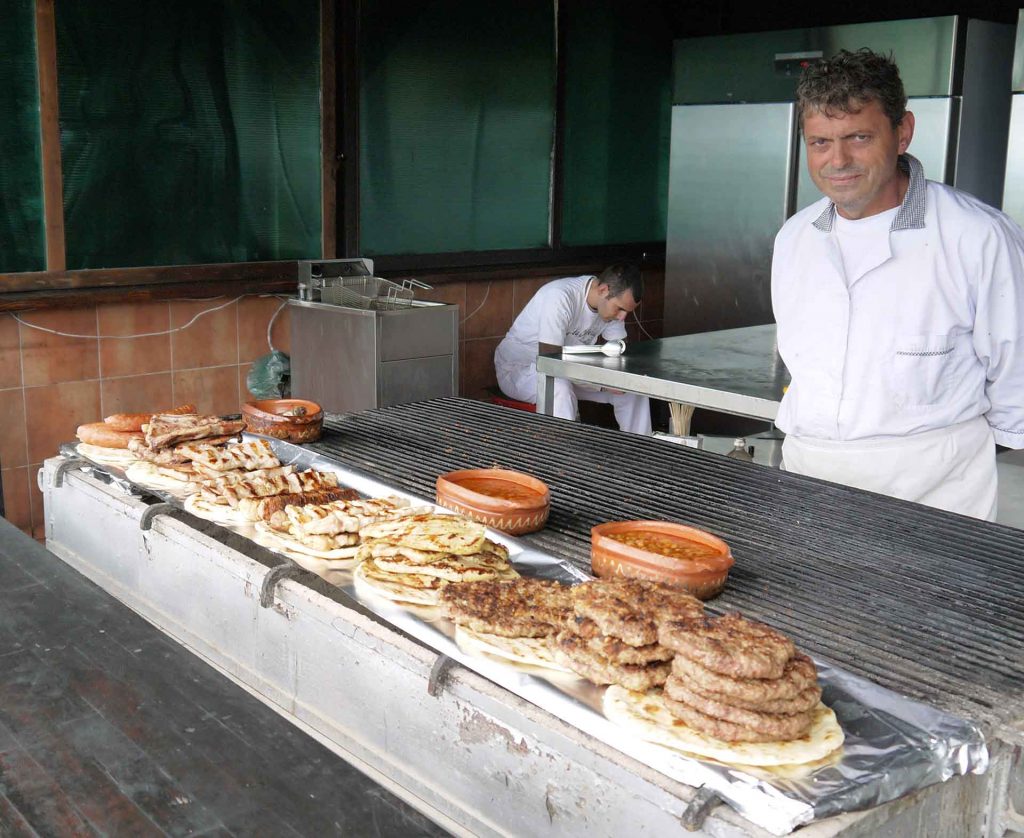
[781,417,997,521]
[497,363,652,436]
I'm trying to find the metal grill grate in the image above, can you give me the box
[310,398,1024,730]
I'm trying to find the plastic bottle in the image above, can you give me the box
[725,438,754,462]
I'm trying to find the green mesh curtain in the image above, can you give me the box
[0,0,45,273]
[561,0,672,245]
[55,1,321,269]
[359,0,555,256]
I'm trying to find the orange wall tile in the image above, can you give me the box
[170,299,239,370]
[98,301,172,378]
[25,379,101,465]
[0,314,22,389]
[100,372,174,416]
[0,388,28,470]
[19,307,99,387]
[1,467,31,534]
[172,366,242,416]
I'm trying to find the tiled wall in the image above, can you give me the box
[0,267,664,539]
[0,295,291,540]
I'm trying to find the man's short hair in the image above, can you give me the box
[599,263,643,302]
[796,48,907,129]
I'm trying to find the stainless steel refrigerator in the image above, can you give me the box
[664,16,1017,337]
[1003,10,1024,226]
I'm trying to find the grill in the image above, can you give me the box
[311,398,1024,731]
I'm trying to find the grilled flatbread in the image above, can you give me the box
[145,414,246,449]
[455,626,569,672]
[602,686,844,767]
[370,547,517,583]
[125,461,198,493]
[354,559,446,605]
[238,487,362,522]
[183,493,247,525]
[203,469,340,507]
[179,439,280,472]
[254,521,361,562]
[359,513,486,556]
[362,539,510,565]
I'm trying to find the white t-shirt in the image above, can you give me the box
[833,206,899,286]
[494,275,627,370]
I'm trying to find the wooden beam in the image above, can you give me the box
[0,260,298,294]
[320,0,338,259]
[34,0,66,271]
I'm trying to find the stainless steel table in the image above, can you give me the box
[536,324,789,430]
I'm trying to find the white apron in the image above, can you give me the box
[781,417,997,521]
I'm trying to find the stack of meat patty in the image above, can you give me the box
[657,613,822,743]
[553,579,704,692]
[440,578,573,669]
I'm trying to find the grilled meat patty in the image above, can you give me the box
[663,677,816,740]
[564,617,673,664]
[670,651,819,706]
[658,613,796,680]
[553,632,671,691]
[570,579,704,647]
[439,578,572,638]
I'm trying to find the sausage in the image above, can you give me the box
[77,422,144,449]
[104,403,197,432]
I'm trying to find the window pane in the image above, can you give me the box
[561,0,672,246]
[360,0,555,256]
[56,1,321,269]
[0,0,45,273]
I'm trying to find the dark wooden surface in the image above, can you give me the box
[0,516,447,837]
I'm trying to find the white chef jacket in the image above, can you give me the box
[772,154,1024,449]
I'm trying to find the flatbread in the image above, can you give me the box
[371,550,517,583]
[76,443,140,468]
[358,514,486,556]
[253,522,360,562]
[455,626,569,672]
[125,461,198,494]
[183,493,246,525]
[602,686,844,767]
[353,560,445,606]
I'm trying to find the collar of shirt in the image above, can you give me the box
[811,154,927,234]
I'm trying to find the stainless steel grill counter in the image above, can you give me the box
[41,398,1024,836]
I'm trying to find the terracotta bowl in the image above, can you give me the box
[436,468,550,535]
[591,520,734,600]
[242,399,324,444]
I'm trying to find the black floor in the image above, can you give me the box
[0,517,448,837]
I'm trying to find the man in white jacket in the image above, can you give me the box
[772,48,1024,520]
[494,264,651,435]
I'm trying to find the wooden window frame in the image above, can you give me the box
[0,0,665,313]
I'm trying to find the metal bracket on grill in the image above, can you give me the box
[260,562,305,608]
[140,503,176,531]
[681,786,721,831]
[53,457,86,488]
[427,654,461,697]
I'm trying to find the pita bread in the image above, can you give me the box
[353,560,446,606]
[254,521,361,562]
[602,685,844,767]
[76,443,140,468]
[371,547,517,582]
[125,461,198,494]
[358,514,486,555]
[455,626,569,672]
[183,493,247,525]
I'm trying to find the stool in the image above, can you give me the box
[485,386,535,413]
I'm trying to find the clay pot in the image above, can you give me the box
[436,468,550,535]
[242,399,324,444]
[590,520,734,599]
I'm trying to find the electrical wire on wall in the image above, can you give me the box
[9,294,288,352]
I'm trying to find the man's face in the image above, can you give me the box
[803,98,915,219]
[595,285,637,322]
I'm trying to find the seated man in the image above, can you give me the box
[494,264,652,435]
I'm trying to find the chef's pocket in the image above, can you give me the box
[889,333,967,407]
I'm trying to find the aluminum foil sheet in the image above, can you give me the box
[58,438,989,835]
